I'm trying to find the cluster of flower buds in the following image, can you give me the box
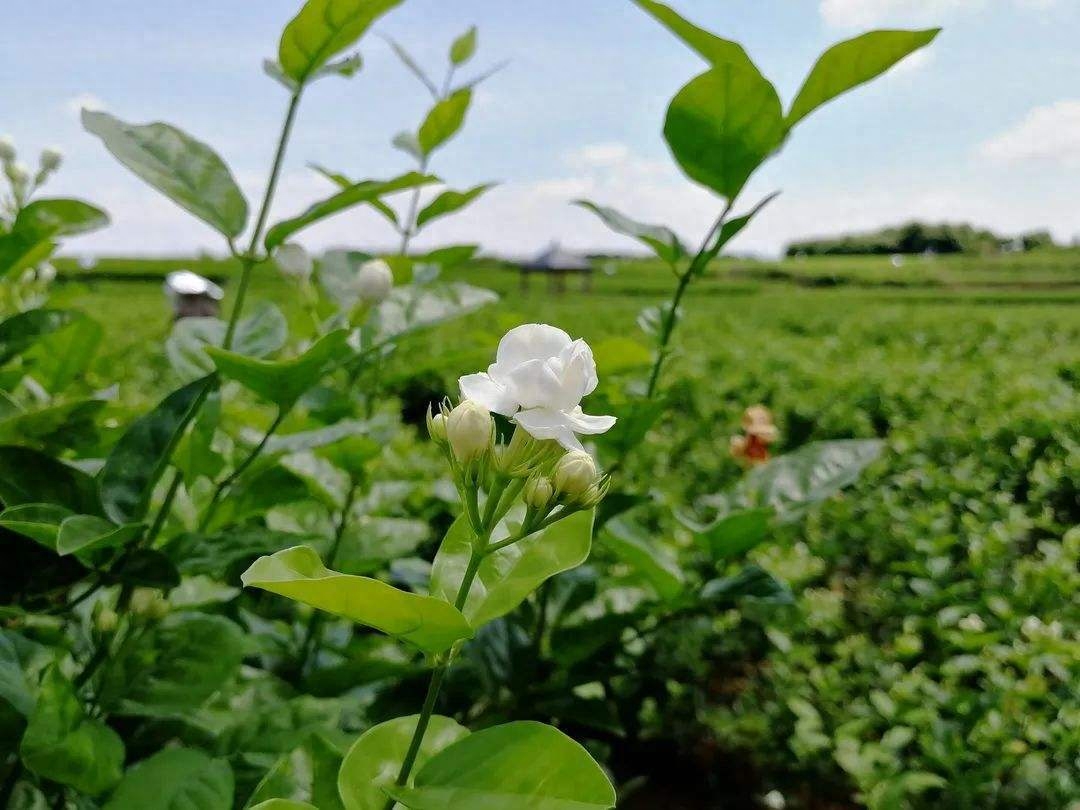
[129,587,170,620]
[0,137,63,204]
[730,404,779,467]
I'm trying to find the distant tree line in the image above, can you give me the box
[786,222,1057,257]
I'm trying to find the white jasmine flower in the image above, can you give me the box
[40,147,63,173]
[357,258,393,302]
[459,323,616,450]
[763,790,786,810]
[553,450,599,500]
[273,243,313,279]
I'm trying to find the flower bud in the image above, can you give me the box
[6,161,29,187]
[553,450,599,502]
[0,136,14,163]
[39,147,63,173]
[446,400,492,464]
[37,262,57,283]
[129,587,159,615]
[273,242,313,279]
[428,409,448,444]
[523,476,554,510]
[357,259,393,302]
[94,607,118,633]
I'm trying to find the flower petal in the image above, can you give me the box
[556,339,599,405]
[513,407,583,451]
[458,373,518,416]
[493,324,572,375]
[505,359,567,411]
[565,406,616,435]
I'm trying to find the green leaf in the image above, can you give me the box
[310,165,400,227]
[697,507,772,561]
[417,90,472,155]
[736,439,885,520]
[251,802,318,810]
[106,548,181,590]
[56,514,142,557]
[632,0,758,73]
[0,309,81,367]
[416,184,493,230]
[787,29,941,128]
[574,201,685,266]
[0,445,102,514]
[317,52,364,80]
[431,510,594,629]
[449,26,478,66]
[20,666,124,796]
[82,110,248,238]
[167,527,315,579]
[207,329,348,409]
[338,715,469,810]
[248,733,344,810]
[0,503,73,547]
[103,748,234,810]
[0,230,54,279]
[241,545,473,654]
[22,315,104,394]
[386,38,439,97]
[279,0,403,83]
[701,565,793,607]
[14,198,110,239]
[0,399,105,448]
[280,452,350,510]
[602,516,683,601]
[384,721,616,810]
[664,65,785,200]
[101,612,244,717]
[373,282,497,341]
[0,631,33,718]
[166,302,289,382]
[699,190,781,268]
[99,375,216,524]
[265,172,437,251]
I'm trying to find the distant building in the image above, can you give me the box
[520,242,593,293]
[164,270,224,319]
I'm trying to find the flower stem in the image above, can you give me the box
[224,89,303,349]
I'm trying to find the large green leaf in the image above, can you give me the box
[338,715,469,810]
[99,375,216,524]
[787,29,941,128]
[265,173,436,251]
[207,329,348,409]
[0,309,80,367]
[431,509,594,629]
[56,514,142,557]
[417,90,472,155]
[416,184,493,230]
[575,201,685,266]
[384,721,616,810]
[0,230,54,278]
[0,446,101,514]
[20,667,125,796]
[22,315,104,394]
[103,748,234,810]
[166,302,289,382]
[696,507,772,561]
[736,439,885,520]
[279,0,403,83]
[100,612,245,717]
[241,546,473,654]
[664,65,785,200]
[632,0,758,73]
[82,110,248,238]
[0,503,73,547]
[14,198,110,239]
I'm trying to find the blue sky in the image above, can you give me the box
[2,0,1077,257]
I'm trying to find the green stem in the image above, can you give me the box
[199,409,287,531]
[398,154,430,256]
[224,89,303,349]
[145,468,183,546]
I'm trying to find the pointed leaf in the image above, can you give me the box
[0,446,102,514]
[787,29,941,128]
[0,309,80,367]
[102,748,233,810]
[0,503,73,547]
[14,198,109,239]
[22,315,103,394]
[280,0,403,83]
[339,715,469,810]
[664,65,785,200]
[701,565,793,607]
[165,302,288,382]
[632,0,758,73]
[265,172,437,251]
[384,721,616,810]
[575,201,685,266]
[311,164,401,226]
[82,110,248,238]
[417,90,472,155]
[431,509,594,629]
[241,545,473,654]
[207,329,348,409]
[416,183,493,230]
[20,667,124,796]
[449,26,478,66]
[56,515,142,557]
[697,507,772,561]
[99,375,216,524]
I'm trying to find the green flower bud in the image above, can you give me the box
[94,607,118,633]
[523,475,554,510]
[0,136,14,163]
[428,410,448,444]
[553,450,599,502]
[446,400,493,464]
[129,587,158,615]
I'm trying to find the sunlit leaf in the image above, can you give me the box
[0,503,73,547]
[575,201,685,266]
[417,90,472,156]
[102,748,233,810]
[279,0,403,83]
[384,721,616,810]
[338,715,469,810]
[787,29,941,128]
[0,309,80,367]
[632,0,758,73]
[698,191,781,269]
[14,198,109,239]
[241,545,473,653]
[449,27,478,66]
[166,302,289,382]
[82,110,248,238]
[416,183,493,230]
[56,514,141,557]
[22,315,103,393]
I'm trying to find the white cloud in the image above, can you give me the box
[64,93,106,117]
[977,100,1080,166]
